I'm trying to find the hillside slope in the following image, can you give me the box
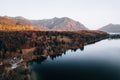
[30,17,88,31]
[99,24,120,33]
[0,16,88,31]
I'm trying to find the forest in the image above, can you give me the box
[0,30,109,80]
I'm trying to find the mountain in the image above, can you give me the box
[99,24,120,33]
[0,16,88,31]
[0,16,40,31]
[30,17,88,31]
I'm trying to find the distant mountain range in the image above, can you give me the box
[99,24,120,33]
[0,16,88,31]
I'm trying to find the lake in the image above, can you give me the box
[28,39,120,80]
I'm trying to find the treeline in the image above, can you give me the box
[0,30,108,59]
[109,34,120,39]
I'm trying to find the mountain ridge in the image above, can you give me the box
[99,23,120,33]
[30,17,88,31]
[0,16,35,31]
[0,16,88,31]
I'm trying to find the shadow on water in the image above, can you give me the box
[29,39,120,80]
[30,62,120,80]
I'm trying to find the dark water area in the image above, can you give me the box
[29,39,120,80]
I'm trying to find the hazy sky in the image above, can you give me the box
[0,0,120,29]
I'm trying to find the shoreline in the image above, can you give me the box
[0,30,109,80]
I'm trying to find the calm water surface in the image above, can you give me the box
[29,39,120,80]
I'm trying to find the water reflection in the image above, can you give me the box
[30,61,120,80]
[29,39,120,80]
[32,46,84,64]
[33,38,85,63]
[33,46,84,63]
[31,37,120,63]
